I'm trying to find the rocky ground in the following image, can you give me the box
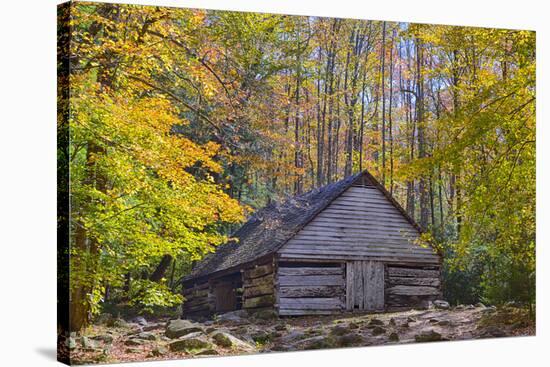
[67,303,535,364]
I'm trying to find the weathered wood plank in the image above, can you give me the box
[278,274,344,286]
[387,285,440,296]
[298,225,418,236]
[387,267,439,278]
[313,214,412,227]
[278,267,343,276]
[243,273,273,288]
[373,261,385,310]
[279,309,338,316]
[243,263,273,279]
[279,297,342,310]
[296,232,418,243]
[283,243,434,255]
[285,238,428,249]
[280,248,438,259]
[346,261,354,310]
[279,285,342,298]
[279,253,440,265]
[389,276,440,287]
[354,261,363,308]
[243,284,273,298]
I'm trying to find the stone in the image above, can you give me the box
[389,318,396,326]
[476,302,486,308]
[212,332,233,348]
[279,330,306,343]
[112,318,130,328]
[67,337,77,350]
[348,322,360,329]
[401,322,410,328]
[330,325,350,336]
[465,304,475,310]
[168,334,212,352]
[389,332,399,342]
[216,310,249,323]
[91,334,114,344]
[433,300,450,309]
[368,318,384,327]
[301,335,337,350]
[252,309,278,320]
[132,316,148,326]
[407,316,416,323]
[125,348,141,353]
[415,330,443,342]
[81,336,98,350]
[482,326,507,338]
[437,320,451,326]
[165,319,204,339]
[124,338,145,346]
[196,349,219,356]
[337,333,364,347]
[142,323,163,332]
[150,346,168,357]
[455,304,465,310]
[274,323,289,331]
[270,343,294,352]
[251,330,272,344]
[136,332,157,341]
[371,326,386,336]
[428,318,439,323]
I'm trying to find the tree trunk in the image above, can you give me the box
[149,255,173,282]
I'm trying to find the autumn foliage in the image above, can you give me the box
[58,2,535,331]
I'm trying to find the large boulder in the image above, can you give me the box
[165,319,204,339]
[168,333,213,353]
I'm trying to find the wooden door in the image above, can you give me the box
[213,282,237,312]
[346,261,384,311]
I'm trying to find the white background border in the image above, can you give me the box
[0,0,546,366]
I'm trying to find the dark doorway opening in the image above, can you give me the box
[211,273,243,312]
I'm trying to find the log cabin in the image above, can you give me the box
[180,170,442,317]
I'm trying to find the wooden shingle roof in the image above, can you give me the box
[182,170,426,283]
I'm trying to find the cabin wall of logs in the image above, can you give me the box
[385,265,442,310]
[241,262,275,311]
[182,281,212,316]
[182,260,275,317]
[182,260,442,317]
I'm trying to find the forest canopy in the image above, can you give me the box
[58,2,535,331]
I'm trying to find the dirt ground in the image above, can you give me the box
[66,304,535,365]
